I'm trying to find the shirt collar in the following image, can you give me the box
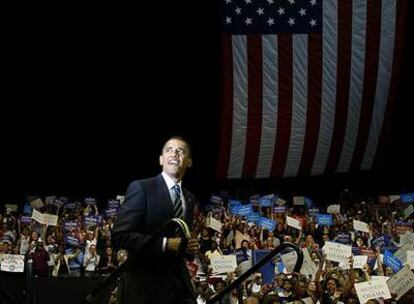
[161,171,182,190]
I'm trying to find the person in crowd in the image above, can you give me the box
[98,246,117,276]
[83,243,100,276]
[30,238,49,277]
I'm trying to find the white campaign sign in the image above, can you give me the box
[353,255,368,269]
[353,220,370,233]
[327,204,340,214]
[30,198,45,209]
[210,255,237,274]
[386,265,414,300]
[354,279,391,304]
[0,254,25,273]
[281,251,297,273]
[394,243,414,264]
[286,216,302,230]
[300,248,318,279]
[406,250,414,269]
[207,217,223,233]
[323,241,352,263]
[31,210,58,226]
[293,196,305,205]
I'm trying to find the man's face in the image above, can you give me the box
[159,138,192,181]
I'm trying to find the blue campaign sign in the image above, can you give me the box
[384,250,403,272]
[64,221,79,232]
[229,200,242,207]
[308,208,320,217]
[401,193,414,203]
[273,206,286,213]
[238,204,254,216]
[258,217,276,231]
[318,214,333,226]
[247,212,261,224]
[65,235,80,246]
[229,205,242,215]
[84,197,97,205]
[371,235,391,249]
[229,200,242,214]
[259,197,273,207]
[252,250,275,284]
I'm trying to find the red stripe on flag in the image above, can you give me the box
[299,33,323,176]
[325,1,353,175]
[374,0,409,170]
[243,36,263,178]
[217,34,233,179]
[350,0,382,171]
[271,34,293,177]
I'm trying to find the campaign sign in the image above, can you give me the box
[273,206,286,214]
[84,216,99,226]
[20,215,32,224]
[238,204,254,217]
[259,197,273,207]
[400,193,414,203]
[308,208,319,217]
[0,254,25,273]
[105,208,118,218]
[229,200,242,215]
[65,235,80,246]
[210,195,223,205]
[107,200,120,209]
[257,217,276,231]
[64,203,77,209]
[371,235,391,249]
[384,250,403,273]
[229,205,242,215]
[317,214,333,226]
[354,280,391,304]
[84,197,97,205]
[64,221,79,232]
[247,212,261,224]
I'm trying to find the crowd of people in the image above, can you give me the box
[0,190,413,303]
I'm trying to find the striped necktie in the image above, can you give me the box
[172,184,183,219]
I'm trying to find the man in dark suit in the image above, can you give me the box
[112,136,199,304]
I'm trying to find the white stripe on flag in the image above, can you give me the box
[284,34,308,177]
[228,35,248,178]
[311,0,338,175]
[256,35,278,178]
[361,0,396,170]
[337,0,367,173]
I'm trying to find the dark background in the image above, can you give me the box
[1,2,413,207]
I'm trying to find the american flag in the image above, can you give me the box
[217,0,408,179]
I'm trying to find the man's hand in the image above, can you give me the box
[167,237,182,253]
[185,238,200,255]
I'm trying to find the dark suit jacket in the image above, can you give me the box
[112,174,195,304]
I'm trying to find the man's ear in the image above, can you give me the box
[159,155,163,166]
[187,158,192,168]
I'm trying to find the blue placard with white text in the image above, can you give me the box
[318,214,333,226]
[401,193,414,203]
[384,250,403,272]
[258,217,276,231]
